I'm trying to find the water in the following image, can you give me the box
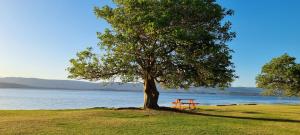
[0,88,299,110]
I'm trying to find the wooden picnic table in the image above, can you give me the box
[172,99,199,110]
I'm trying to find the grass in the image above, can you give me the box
[0,105,300,135]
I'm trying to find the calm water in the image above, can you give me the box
[0,88,299,110]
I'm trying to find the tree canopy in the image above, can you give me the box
[68,0,236,109]
[256,54,300,96]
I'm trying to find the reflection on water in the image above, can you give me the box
[0,88,299,110]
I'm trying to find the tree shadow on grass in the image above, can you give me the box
[159,107,300,123]
[242,111,263,114]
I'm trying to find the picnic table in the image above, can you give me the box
[172,99,199,110]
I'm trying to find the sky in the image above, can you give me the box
[0,0,299,87]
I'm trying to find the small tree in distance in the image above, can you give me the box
[256,54,300,96]
[68,0,237,109]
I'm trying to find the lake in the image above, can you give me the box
[0,88,299,110]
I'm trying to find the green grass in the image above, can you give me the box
[0,105,300,135]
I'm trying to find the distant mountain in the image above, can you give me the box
[0,77,100,90]
[0,77,263,96]
[0,77,143,91]
[0,82,33,88]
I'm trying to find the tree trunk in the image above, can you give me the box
[143,77,159,109]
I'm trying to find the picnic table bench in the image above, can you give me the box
[172,99,199,110]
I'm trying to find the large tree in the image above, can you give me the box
[256,54,300,96]
[68,0,236,109]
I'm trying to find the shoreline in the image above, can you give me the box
[1,104,299,111]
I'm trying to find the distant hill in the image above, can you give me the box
[0,77,263,96]
[0,77,143,91]
[0,82,33,88]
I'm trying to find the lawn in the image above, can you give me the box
[0,105,300,135]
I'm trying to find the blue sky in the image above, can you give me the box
[0,0,299,87]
